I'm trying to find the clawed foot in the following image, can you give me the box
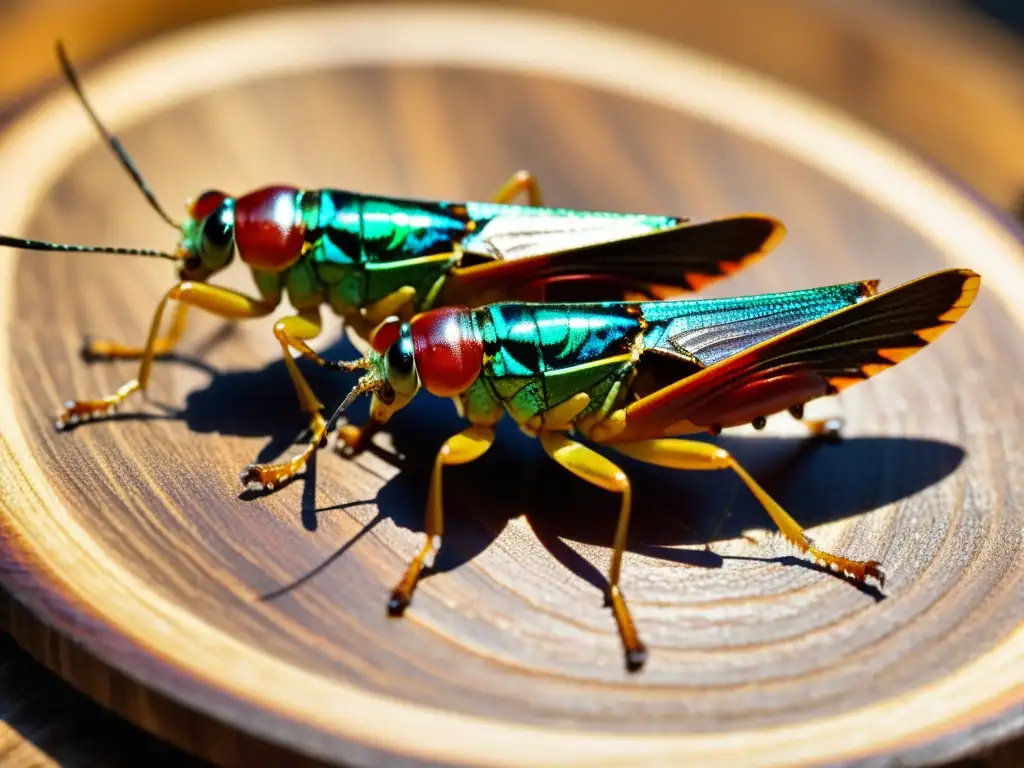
[625,645,649,673]
[386,537,439,617]
[387,589,410,617]
[55,396,123,430]
[239,427,327,493]
[54,380,140,431]
[607,585,648,673]
[239,454,314,493]
[807,546,885,587]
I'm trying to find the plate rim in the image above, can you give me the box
[0,4,1022,767]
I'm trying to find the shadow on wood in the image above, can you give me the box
[0,4,1021,767]
[162,328,966,610]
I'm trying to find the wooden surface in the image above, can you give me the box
[0,2,1022,767]
[0,620,208,767]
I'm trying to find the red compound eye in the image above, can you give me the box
[409,308,483,397]
[370,317,403,353]
[189,190,228,221]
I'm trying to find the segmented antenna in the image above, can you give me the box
[56,41,180,231]
[0,234,179,260]
[324,371,381,432]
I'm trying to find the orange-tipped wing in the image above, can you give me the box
[604,269,980,443]
[439,214,785,306]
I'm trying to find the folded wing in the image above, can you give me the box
[608,269,980,442]
[438,214,784,306]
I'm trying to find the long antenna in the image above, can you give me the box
[0,234,179,261]
[324,369,380,433]
[56,40,180,231]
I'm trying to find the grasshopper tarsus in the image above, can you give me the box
[387,594,409,617]
[864,561,886,589]
[625,646,649,673]
[239,464,273,493]
[80,336,102,362]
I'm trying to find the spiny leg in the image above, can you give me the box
[239,310,328,491]
[57,283,277,429]
[84,303,191,360]
[388,425,495,614]
[538,432,647,672]
[491,170,544,206]
[611,439,884,584]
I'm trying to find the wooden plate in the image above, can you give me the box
[1,4,1022,766]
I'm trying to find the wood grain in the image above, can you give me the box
[0,609,209,768]
[0,3,1022,767]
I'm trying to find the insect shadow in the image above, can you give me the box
[49,322,240,431]
[174,331,967,606]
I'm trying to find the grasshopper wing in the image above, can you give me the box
[607,269,980,442]
[439,214,784,305]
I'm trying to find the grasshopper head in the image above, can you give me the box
[319,318,422,437]
[177,190,236,281]
[366,318,421,423]
[325,309,482,433]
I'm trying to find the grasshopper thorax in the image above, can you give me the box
[233,186,307,272]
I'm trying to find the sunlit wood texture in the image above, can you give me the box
[0,3,1022,767]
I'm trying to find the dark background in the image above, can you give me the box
[966,0,1024,35]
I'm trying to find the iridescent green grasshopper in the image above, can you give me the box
[0,42,784,469]
[268,267,979,670]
